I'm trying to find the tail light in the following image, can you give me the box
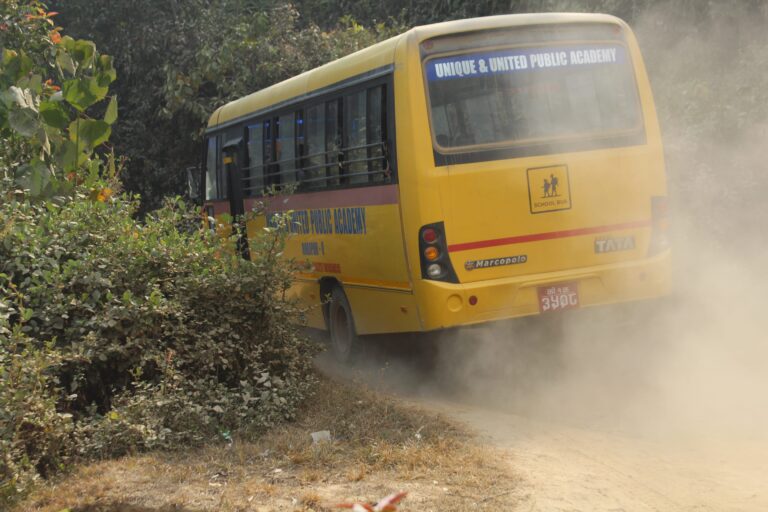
[422,228,438,244]
[648,196,670,256]
[424,246,440,261]
[419,222,459,283]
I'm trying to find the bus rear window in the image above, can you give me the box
[425,43,641,151]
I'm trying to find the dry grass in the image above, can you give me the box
[15,375,519,512]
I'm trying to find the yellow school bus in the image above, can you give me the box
[201,13,670,360]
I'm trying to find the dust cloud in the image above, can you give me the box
[433,3,768,442]
[320,2,768,448]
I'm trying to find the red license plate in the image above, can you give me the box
[538,282,580,313]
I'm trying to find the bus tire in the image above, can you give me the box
[328,286,358,362]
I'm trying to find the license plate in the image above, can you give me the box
[538,282,580,313]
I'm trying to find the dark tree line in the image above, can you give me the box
[51,0,768,211]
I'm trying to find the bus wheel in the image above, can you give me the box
[329,286,358,362]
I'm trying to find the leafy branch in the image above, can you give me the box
[1,6,117,200]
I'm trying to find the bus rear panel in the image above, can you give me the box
[399,17,669,330]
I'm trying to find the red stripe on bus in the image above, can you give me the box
[245,184,399,212]
[202,201,230,215]
[448,220,652,252]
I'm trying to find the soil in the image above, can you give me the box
[317,305,768,512]
[428,400,768,511]
[15,375,520,512]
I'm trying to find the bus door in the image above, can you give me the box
[222,137,250,259]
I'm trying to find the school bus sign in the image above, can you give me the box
[527,165,572,214]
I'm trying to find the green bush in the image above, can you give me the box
[0,329,71,500]
[0,194,318,503]
[0,1,318,504]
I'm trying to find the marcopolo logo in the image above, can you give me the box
[465,254,528,271]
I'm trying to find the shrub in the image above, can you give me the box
[0,328,71,501]
[0,2,318,504]
[0,193,318,503]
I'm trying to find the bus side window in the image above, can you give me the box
[304,103,326,190]
[205,136,218,200]
[218,142,229,199]
[344,90,367,185]
[367,85,387,183]
[264,119,274,187]
[326,99,341,187]
[276,112,296,187]
[246,122,265,196]
[295,110,304,184]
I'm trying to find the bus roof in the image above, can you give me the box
[206,12,624,129]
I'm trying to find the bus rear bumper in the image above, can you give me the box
[416,250,671,331]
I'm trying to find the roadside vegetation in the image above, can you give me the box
[1,2,314,505]
[17,376,519,511]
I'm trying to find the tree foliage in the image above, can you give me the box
[54,0,399,212]
[0,0,117,201]
[50,0,768,211]
[162,5,398,129]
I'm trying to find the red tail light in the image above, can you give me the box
[422,228,438,244]
[419,222,458,283]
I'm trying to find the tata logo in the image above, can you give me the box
[594,236,635,254]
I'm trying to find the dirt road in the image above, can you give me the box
[425,399,768,511]
[319,304,768,511]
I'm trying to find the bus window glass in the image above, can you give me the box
[367,86,386,182]
[326,100,340,187]
[304,104,326,189]
[276,113,296,185]
[205,136,218,200]
[246,123,264,196]
[218,143,228,199]
[461,93,496,145]
[431,106,450,147]
[296,111,304,178]
[344,91,367,184]
[425,43,641,150]
[264,120,274,186]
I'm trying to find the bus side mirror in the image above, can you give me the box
[186,166,201,201]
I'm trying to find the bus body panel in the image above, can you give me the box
[204,13,671,336]
[241,186,417,334]
[344,286,422,334]
[442,144,665,283]
[396,18,669,331]
[288,279,326,328]
[415,252,670,329]
[284,278,423,334]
